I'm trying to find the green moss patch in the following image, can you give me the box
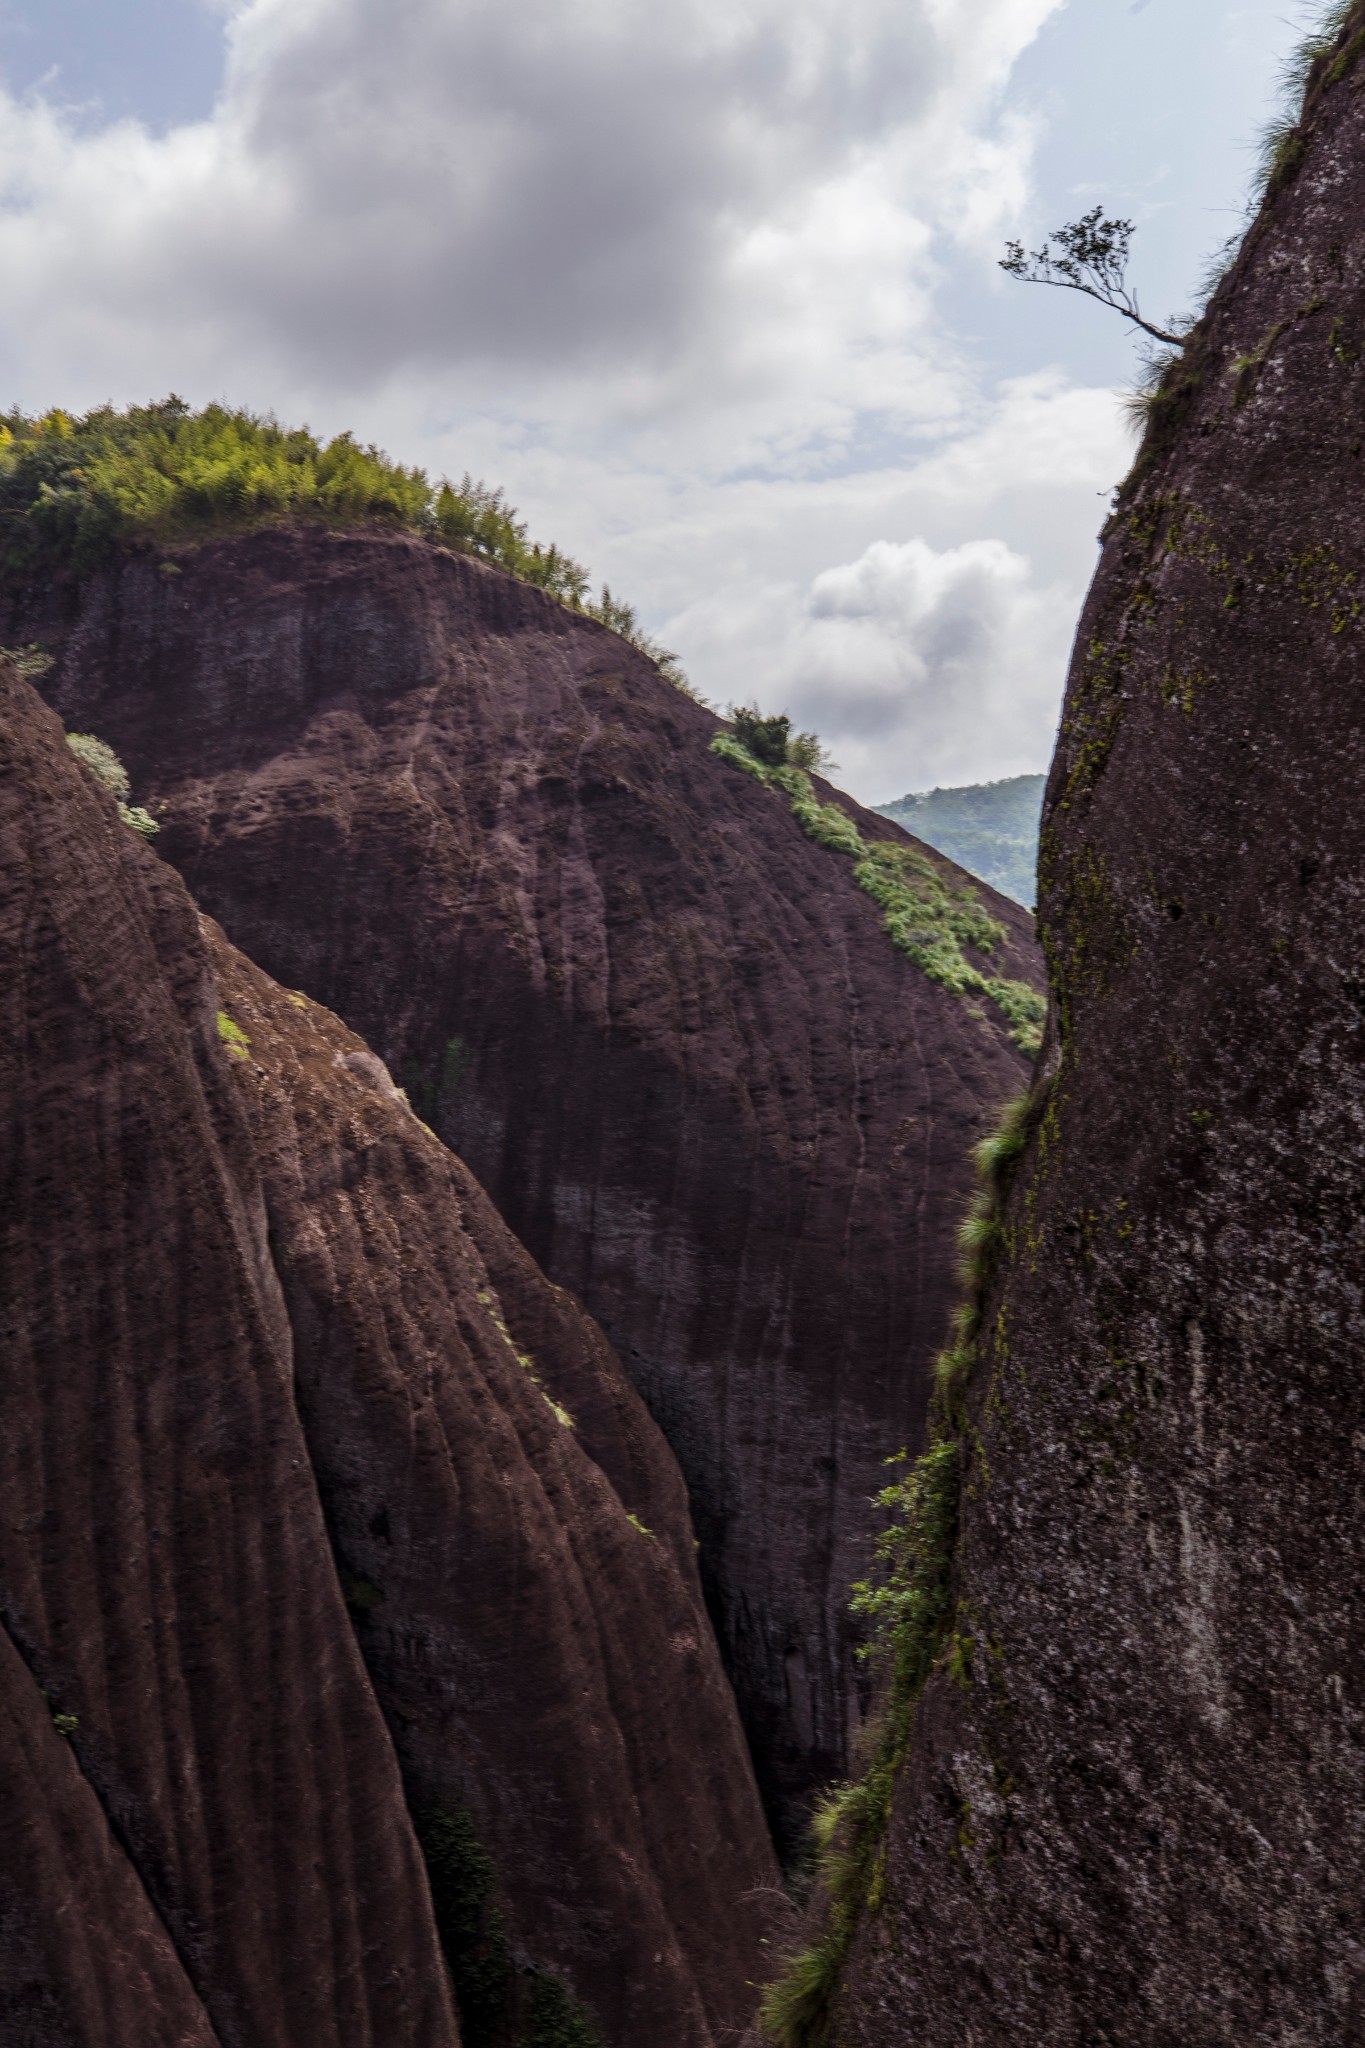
[215,1011,251,1061]
[66,730,160,839]
[418,1803,516,2046]
[711,731,1044,1055]
[417,1802,604,2048]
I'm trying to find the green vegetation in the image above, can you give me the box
[0,400,695,694]
[729,703,832,774]
[1001,208,1187,349]
[416,1802,604,2048]
[475,1287,576,1430]
[521,1977,605,2048]
[419,1803,517,2046]
[1120,342,1189,438]
[1,641,53,679]
[875,775,1043,910]
[65,730,160,838]
[759,1438,958,2048]
[1257,1,1361,195]
[714,729,1044,1054]
[760,1090,1038,2047]
[66,731,127,795]
[215,1011,251,1061]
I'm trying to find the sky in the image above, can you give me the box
[0,0,1324,801]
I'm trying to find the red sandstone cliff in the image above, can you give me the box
[0,660,776,2045]
[12,535,1040,1843]
[810,11,1365,2043]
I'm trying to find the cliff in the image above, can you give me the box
[0,660,776,2046]
[793,10,1365,2042]
[11,527,1041,1846]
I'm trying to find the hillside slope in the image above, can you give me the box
[875,774,1044,907]
[810,13,1365,2043]
[11,527,1042,1845]
[0,661,776,2047]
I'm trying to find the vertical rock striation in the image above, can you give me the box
[206,926,780,2047]
[0,1625,219,2047]
[1,662,778,2045]
[0,663,459,2047]
[826,16,1365,2044]
[12,539,1039,1842]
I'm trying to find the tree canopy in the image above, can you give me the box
[1000,208,1187,348]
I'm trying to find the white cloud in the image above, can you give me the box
[0,0,1138,803]
[665,532,1076,800]
[800,535,1068,789]
[0,0,1059,428]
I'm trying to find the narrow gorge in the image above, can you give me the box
[767,9,1365,2042]
[5,13,1364,2040]
[0,441,1041,2036]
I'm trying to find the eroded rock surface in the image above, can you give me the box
[1,663,777,2045]
[207,928,779,2048]
[831,20,1365,2045]
[13,534,1039,1839]
[0,665,457,2047]
[0,1626,219,2048]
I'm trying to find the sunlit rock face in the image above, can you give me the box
[830,20,1365,2046]
[0,663,777,2047]
[15,531,1039,1849]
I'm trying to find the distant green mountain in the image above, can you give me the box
[875,774,1045,909]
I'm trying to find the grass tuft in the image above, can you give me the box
[1,641,53,679]
[1121,345,1187,439]
[216,1011,251,1061]
[1254,1,1361,197]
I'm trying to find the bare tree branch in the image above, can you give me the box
[1000,207,1189,349]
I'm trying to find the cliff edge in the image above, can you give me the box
[803,13,1365,2044]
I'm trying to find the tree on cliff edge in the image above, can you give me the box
[1001,207,1189,347]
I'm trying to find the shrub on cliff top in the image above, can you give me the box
[0,399,696,693]
[729,704,834,773]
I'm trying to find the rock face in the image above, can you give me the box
[1,664,457,2047]
[829,20,1365,2044]
[0,1626,219,2048]
[0,662,777,2046]
[205,931,780,2048]
[12,534,1040,1842]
